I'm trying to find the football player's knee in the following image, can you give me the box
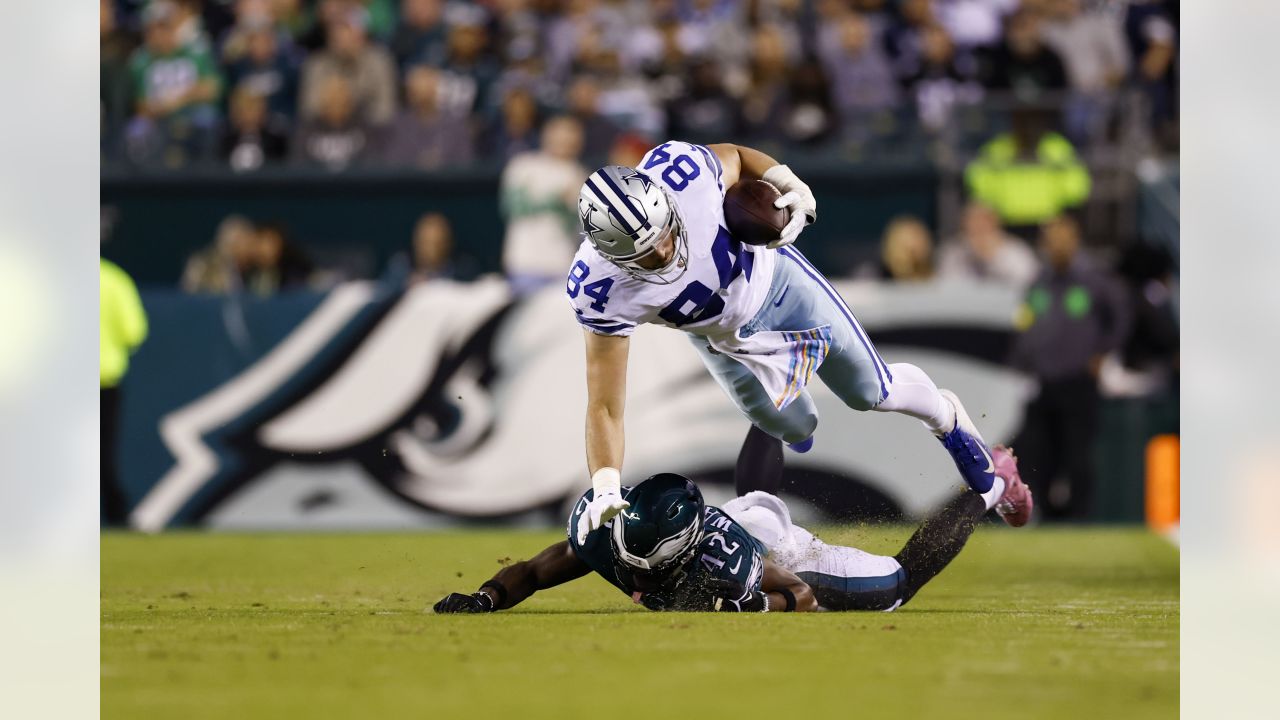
[755,410,816,445]
[843,378,885,412]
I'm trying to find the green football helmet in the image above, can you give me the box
[610,473,706,592]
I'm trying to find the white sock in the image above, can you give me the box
[979,475,1007,511]
[871,363,955,435]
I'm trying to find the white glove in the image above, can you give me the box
[577,492,630,545]
[576,467,630,545]
[761,164,816,250]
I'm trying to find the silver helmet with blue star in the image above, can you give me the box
[578,165,688,284]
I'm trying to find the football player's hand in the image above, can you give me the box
[762,164,817,250]
[433,591,496,614]
[767,195,811,249]
[703,578,768,612]
[575,492,630,545]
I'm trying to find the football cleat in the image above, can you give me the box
[936,389,998,495]
[991,445,1033,527]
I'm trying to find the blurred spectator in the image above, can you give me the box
[858,216,936,282]
[100,258,148,526]
[382,65,474,169]
[273,0,322,49]
[102,0,139,153]
[578,42,665,139]
[1040,0,1130,143]
[883,0,936,82]
[544,0,634,82]
[182,215,259,293]
[250,221,314,292]
[936,202,1038,287]
[172,0,214,51]
[409,212,458,283]
[818,11,899,135]
[664,61,737,147]
[1040,0,1128,94]
[677,0,754,68]
[429,8,501,115]
[637,12,694,98]
[965,107,1090,235]
[976,9,1067,95]
[902,23,982,131]
[933,0,1018,50]
[390,0,448,69]
[299,5,397,126]
[357,0,398,41]
[486,86,541,162]
[292,75,378,171]
[566,75,622,163]
[223,12,301,122]
[1101,242,1179,397]
[294,0,350,51]
[741,25,835,146]
[125,1,223,166]
[221,85,290,171]
[1011,214,1130,520]
[1124,0,1178,146]
[500,116,587,293]
[741,24,790,142]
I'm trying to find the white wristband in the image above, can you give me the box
[591,467,622,497]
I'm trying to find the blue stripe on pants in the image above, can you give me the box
[781,247,894,384]
[776,247,890,398]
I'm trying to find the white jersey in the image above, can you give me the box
[565,141,777,339]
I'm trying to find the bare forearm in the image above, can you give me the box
[477,562,540,610]
[582,332,629,477]
[761,559,819,611]
[708,143,782,187]
[585,404,624,475]
[764,585,818,612]
[475,542,590,610]
[734,145,783,180]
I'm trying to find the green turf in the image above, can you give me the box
[102,526,1178,719]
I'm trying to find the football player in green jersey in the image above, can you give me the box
[434,452,1030,614]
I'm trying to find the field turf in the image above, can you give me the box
[102,526,1178,719]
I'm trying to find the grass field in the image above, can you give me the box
[102,526,1178,719]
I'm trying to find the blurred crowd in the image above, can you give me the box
[101,0,1179,171]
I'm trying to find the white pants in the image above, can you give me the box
[722,492,908,611]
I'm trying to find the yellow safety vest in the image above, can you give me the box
[100,259,148,387]
[964,132,1092,226]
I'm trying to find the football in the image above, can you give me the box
[724,179,791,246]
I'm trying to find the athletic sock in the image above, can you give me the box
[734,424,785,496]
[978,475,1007,512]
[872,363,955,435]
[893,490,989,604]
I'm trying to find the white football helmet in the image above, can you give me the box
[578,165,688,284]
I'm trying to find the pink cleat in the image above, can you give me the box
[991,445,1033,527]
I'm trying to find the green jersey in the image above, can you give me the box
[128,44,220,116]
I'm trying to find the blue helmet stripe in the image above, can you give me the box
[598,171,651,231]
[585,177,638,237]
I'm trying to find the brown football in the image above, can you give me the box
[724,180,790,246]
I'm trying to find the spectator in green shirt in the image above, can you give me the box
[125,1,222,166]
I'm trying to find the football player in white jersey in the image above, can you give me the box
[567,141,1028,542]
